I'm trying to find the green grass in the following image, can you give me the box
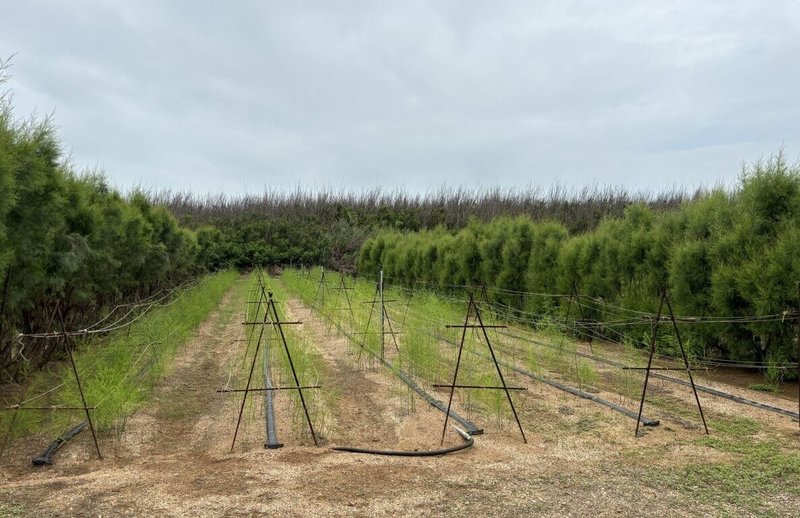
[0,501,27,518]
[748,382,780,393]
[643,415,800,514]
[0,270,238,438]
[576,359,600,389]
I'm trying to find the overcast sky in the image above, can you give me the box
[2,1,799,195]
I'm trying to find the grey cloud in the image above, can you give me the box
[1,1,799,195]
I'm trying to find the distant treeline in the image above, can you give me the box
[155,185,697,271]
[358,155,800,371]
[0,73,203,380]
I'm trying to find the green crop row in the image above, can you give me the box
[0,270,237,439]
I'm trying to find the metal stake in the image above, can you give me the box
[58,307,102,459]
[473,294,527,443]
[663,289,708,434]
[440,293,472,445]
[230,292,271,452]
[635,291,666,437]
[380,270,385,361]
[268,292,318,446]
[241,276,268,370]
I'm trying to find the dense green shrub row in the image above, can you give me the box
[190,217,366,272]
[0,76,205,379]
[358,155,800,368]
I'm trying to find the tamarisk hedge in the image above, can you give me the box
[0,80,204,381]
[358,154,800,370]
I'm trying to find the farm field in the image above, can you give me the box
[3,5,800,517]
[1,270,798,517]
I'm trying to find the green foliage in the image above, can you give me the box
[525,221,568,300]
[359,153,800,368]
[0,86,15,275]
[0,271,237,436]
[0,83,203,379]
[647,416,800,513]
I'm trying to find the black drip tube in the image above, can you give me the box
[331,426,474,457]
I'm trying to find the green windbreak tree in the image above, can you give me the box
[496,217,534,310]
[525,221,568,313]
[197,225,226,271]
[0,82,16,341]
[0,109,14,277]
[457,223,482,287]
[420,238,440,286]
[666,190,733,354]
[398,235,419,286]
[358,154,800,370]
[358,237,376,276]
[435,233,459,289]
[712,154,800,362]
[4,119,66,328]
[0,81,204,379]
[479,217,514,291]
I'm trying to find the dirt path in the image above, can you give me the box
[0,274,797,517]
[281,297,474,450]
[284,298,402,446]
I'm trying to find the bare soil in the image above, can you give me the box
[1,275,798,517]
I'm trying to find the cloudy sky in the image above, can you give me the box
[2,1,799,195]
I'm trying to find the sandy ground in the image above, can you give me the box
[0,275,798,517]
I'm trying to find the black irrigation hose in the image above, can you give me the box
[502,361,659,427]
[32,421,88,466]
[652,372,800,420]
[500,329,800,421]
[263,330,283,449]
[331,426,474,457]
[428,328,661,427]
